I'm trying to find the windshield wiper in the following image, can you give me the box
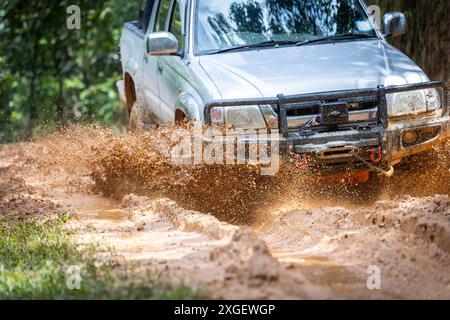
[206,34,377,55]
[207,40,299,55]
[296,33,378,46]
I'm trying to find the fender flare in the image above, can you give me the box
[174,92,203,122]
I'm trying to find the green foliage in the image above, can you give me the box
[0,0,139,142]
[0,218,200,299]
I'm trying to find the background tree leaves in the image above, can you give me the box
[0,0,140,142]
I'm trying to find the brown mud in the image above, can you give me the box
[0,125,449,299]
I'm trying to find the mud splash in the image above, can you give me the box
[12,124,450,223]
[86,125,449,224]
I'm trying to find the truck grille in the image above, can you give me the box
[273,97,378,129]
[204,81,445,139]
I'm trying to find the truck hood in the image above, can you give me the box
[198,40,428,100]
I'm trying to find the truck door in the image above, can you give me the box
[142,0,171,122]
[157,0,186,122]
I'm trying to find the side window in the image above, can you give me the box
[143,0,154,32]
[137,0,154,31]
[155,0,171,32]
[169,0,184,52]
[137,0,146,29]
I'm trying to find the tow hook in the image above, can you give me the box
[352,151,394,178]
[370,147,382,163]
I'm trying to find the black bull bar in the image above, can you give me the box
[203,81,448,174]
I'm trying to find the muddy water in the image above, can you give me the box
[270,250,362,288]
[1,124,449,299]
[69,195,128,223]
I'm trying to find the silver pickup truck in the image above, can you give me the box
[118,0,449,177]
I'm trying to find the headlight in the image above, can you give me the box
[210,105,267,129]
[387,88,442,118]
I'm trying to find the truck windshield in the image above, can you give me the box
[195,0,377,54]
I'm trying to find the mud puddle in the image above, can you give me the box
[64,194,128,223]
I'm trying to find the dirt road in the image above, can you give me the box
[1,125,449,299]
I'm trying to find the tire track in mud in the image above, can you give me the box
[1,125,449,299]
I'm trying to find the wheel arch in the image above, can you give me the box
[174,92,203,122]
[124,72,137,112]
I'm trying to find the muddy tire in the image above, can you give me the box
[129,102,158,132]
[129,102,144,132]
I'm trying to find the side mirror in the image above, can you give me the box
[146,32,179,56]
[383,12,407,37]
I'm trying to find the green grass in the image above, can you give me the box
[0,218,200,300]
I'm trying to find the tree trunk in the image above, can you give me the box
[26,28,43,139]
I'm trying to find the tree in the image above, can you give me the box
[0,0,140,142]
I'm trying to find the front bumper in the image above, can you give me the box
[204,81,449,174]
[278,114,448,174]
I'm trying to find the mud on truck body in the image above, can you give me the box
[118,0,449,178]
